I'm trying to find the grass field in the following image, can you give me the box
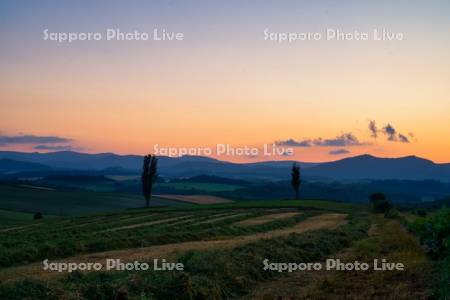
[245,216,432,299]
[155,194,234,204]
[0,201,359,299]
[157,182,242,192]
[0,184,185,215]
[0,204,320,268]
[155,199,366,213]
[0,209,35,226]
[0,198,438,299]
[0,182,362,216]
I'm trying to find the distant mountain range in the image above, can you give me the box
[0,159,51,173]
[0,151,450,182]
[305,154,450,181]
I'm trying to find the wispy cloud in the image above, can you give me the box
[33,145,83,151]
[329,149,350,155]
[276,133,363,148]
[0,134,71,145]
[368,120,378,139]
[398,134,409,143]
[275,138,312,147]
[382,123,397,141]
[381,123,410,143]
[368,121,413,143]
[314,133,362,147]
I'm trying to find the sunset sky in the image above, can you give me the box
[1,0,449,162]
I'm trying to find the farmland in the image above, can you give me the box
[0,183,186,215]
[156,182,242,192]
[0,182,367,216]
[0,209,34,226]
[0,199,436,299]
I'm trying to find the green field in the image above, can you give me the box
[174,199,366,212]
[0,194,441,299]
[157,182,242,192]
[0,205,319,268]
[0,201,358,298]
[0,184,184,215]
[0,183,361,216]
[0,209,35,226]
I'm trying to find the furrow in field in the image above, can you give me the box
[156,194,233,204]
[233,212,302,226]
[191,212,250,225]
[94,215,193,233]
[0,213,347,282]
[0,223,40,233]
[244,218,430,300]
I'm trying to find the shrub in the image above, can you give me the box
[33,212,43,220]
[415,209,427,217]
[0,279,53,300]
[411,208,450,297]
[369,193,391,214]
[384,208,399,219]
[433,257,450,299]
[413,208,450,258]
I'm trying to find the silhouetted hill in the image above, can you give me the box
[0,151,223,171]
[305,155,450,181]
[171,175,250,185]
[0,159,51,174]
[0,151,449,181]
[0,151,143,170]
[0,151,314,180]
[43,174,115,183]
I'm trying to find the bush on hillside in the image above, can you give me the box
[413,208,450,259]
[369,193,391,214]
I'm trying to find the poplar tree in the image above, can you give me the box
[142,154,158,207]
[291,163,301,200]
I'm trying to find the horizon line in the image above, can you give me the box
[0,150,445,165]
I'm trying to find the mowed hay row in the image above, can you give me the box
[0,223,40,233]
[189,212,253,226]
[154,211,249,229]
[262,213,348,238]
[95,214,195,233]
[95,210,238,233]
[163,209,303,229]
[233,211,302,227]
[51,216,116,231]
[156,194,234,204]
[62,212,192,234]
[12,213,141,234]
[98,213,159,225]
[0,213,349,283]
[17,213,165,236]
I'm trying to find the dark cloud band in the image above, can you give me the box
[0,134,71,145]
[329,149,350,155]
[276,133,363,147]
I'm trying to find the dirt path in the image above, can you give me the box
[0,213,347,283]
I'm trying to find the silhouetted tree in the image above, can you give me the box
[33,212,43,220]
[291,163,301,200]
[142,154,158,207]
[370,193,391,213]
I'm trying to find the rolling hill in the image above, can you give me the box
[305,154,450,181]
[0,151,450,181]
[0,159,50,174]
